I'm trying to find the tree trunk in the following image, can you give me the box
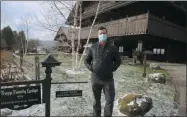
[78,1,101,68]
[25,20,29,55]
[71,1,79,70]
[75,1,82,69]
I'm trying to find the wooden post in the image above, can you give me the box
[35,56,40,80]
[142,53,146,77]
[20,49,23,70]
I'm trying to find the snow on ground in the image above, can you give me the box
[2,55,178,116]
[65,69,85,75]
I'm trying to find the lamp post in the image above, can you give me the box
[41,54,61,117]
[142,53,147,77]
[142,51,153,77]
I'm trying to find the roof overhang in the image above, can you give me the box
[169,1,187,15]
[66,1,137,25]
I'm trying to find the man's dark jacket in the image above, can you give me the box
[84,41,121,80]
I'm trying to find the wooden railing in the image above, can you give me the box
[71,13,149,39]
[62,13,187,43]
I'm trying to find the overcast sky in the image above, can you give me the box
[1,1,74,41]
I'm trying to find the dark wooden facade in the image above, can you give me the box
[55,1,187,63]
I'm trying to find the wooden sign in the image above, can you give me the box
[56,90,82,98]
[1,85,41,110]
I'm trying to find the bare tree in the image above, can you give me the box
[36,1,101,71]
[36,1,78,70]
[35,1,75,32]
[25,19,29,54]
[71,1,80,70]
[52,1,79,70]
[78,1,101,68]
[19,16,32,55]
[27,39,40,52]
[75,1,82,69]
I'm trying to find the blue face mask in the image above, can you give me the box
[99,34,107,42]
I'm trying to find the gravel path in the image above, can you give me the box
[156,62,186,116]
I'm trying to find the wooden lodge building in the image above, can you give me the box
[54,1,187,63]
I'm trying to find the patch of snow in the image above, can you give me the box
[1,109,13,116]
[127,101,134,106]
[65,70,85,75]
[136,97,147,107]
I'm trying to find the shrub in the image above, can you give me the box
[132,50,144,64]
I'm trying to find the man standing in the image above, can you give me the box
[84,26,121,117]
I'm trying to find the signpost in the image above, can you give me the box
[0,55,61,117]
[0,54,88,117]
[41,54,61,117]
[1,85,41,110]
[56,90,82,98]
[142,54,147,77]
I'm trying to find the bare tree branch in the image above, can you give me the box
[40,11,57,31]
[52,1,74,31]
[59,1,73,12]
[34,14,58,32]
[78,1,101,68]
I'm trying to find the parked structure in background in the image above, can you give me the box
[54,1,187,63]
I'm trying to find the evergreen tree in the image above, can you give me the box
[0,30,7,49]
[1,26,15,50]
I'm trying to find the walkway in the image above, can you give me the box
[153,62,186,116]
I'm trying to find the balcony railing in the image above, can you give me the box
[71,13,149,39]
[61,13,187,43]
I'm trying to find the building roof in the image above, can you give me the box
[54,1,187,43]
[54,26,79,41]
[66,1,187,25]
[66,1,136,25]
[54,26,69,41]
[169,1,187,15]
[58,42,71,47]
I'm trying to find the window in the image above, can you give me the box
[157,49,161,54]
[153,48,157,54]
[161,49,165,55]
[119,46,123,52]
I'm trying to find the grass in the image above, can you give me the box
[23,54,170,81]
[24,53,86,68]
[24,55,47,62]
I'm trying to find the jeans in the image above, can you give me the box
[91,75,115,117]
